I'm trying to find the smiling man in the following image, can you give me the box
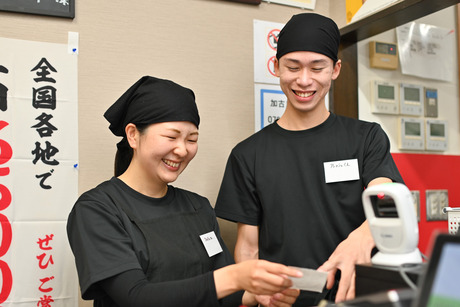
[215,13,404,306]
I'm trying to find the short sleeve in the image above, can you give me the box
[67,195,141,299]
[215,148,261,226]
[362,123,404,186]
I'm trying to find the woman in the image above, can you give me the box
[67,76,301,306]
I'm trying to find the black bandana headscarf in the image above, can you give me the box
[276,13,340,62]
[104,76,200,138]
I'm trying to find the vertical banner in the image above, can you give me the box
[0,37,78,306]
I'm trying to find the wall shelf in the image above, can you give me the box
[331,0,460,119]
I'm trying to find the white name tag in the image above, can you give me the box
[199,231,223,257]
[323,158,360,183]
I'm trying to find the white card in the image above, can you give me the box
[323,158,360,183]
[288,267,328,292]
[199,231,223,257]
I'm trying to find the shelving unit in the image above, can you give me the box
[330,0,460,119]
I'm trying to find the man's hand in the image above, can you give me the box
[318,177,391,302]
[317,221,375,303]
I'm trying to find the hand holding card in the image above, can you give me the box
[288,267,328,292]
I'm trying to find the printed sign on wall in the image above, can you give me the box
[253,19,286,132]
[253,19,284,85]
[0,37,78,306]
[254,83,287,132]
[397,22,456,82]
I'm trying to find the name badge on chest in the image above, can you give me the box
[323,158,360,183]
[199,231,223,257]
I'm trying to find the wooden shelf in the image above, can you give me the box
[341,0,460,44]
[331,0,460,118]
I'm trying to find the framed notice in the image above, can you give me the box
[0,0,75,19]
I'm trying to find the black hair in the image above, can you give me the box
[114,123,149,177]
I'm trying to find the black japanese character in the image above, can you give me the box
[33,86,57,110]
[0,65,8,111]
[31,113,58,137]
[31,141,59,166]
[31,58,57,83]
[35,170,54,190]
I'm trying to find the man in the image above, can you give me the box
[214,13,404,306]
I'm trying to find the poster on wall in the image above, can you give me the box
[0,37,78,306]
[253,19,284,85]
[254,83,287,132]
[396,22,456,82]
[254,83,329,132]
[253,19,285,132]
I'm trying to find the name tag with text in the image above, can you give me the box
[200,231,223,257]
[323,158,360,183]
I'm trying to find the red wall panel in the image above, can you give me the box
[391,153,460,255]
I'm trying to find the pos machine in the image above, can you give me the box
[322,184,460,307]
[352,183,424,299]
[362,182,422,266]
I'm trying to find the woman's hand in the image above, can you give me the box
[236,259,301,295]
[214,259,302,301]
[243,288,300,307]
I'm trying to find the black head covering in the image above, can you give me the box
[276,13,340,62]
[104,76,200,137]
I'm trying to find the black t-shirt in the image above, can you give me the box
[67,177,239,306]
[215,113,404,305]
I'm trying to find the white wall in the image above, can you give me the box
[0,1,336,306]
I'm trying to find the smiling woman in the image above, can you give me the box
[66,75,302,307]
[104,76,201,180]
[122,121,199,198]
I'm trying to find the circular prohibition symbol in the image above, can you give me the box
[266,55,277,77]
[267,29,280,51]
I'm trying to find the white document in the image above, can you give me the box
[289,267,328,292]
[396,22,455,82]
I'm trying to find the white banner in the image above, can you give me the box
[0,37,78,306]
